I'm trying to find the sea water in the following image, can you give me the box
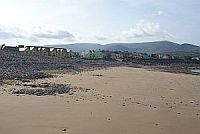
[191,69,200,73]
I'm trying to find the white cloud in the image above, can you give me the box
[34,31,74,40]
[152,10,165,17]
[0,21,172,44]
[121,0,159,7]
[119,21,172,40]
[0,24,75,43]
[0,24,37,42]
[94,35,109,41]
[90,21,173,42]
[157,10,164,16]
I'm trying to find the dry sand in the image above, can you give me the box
[0,67,200,134]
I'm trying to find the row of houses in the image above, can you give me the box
[80,50,179,61]
[80,50,148,61]
[1,44,199,61]
[80,50,104,59]
[0,44,72,58]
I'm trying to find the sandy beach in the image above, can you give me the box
[0,67,200,134]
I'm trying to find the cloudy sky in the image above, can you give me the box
[0,0,199,45]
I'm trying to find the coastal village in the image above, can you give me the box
[0,43,200,134]
[1,44,199,61]
[1,1,200,134]
[0,44,72,58]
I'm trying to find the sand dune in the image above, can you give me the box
[0,67,200,134]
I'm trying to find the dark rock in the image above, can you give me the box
[31,85,37,88]
[12,84,71,96]
[21,80,31,83]
[62,128,67,131]
[69,93,74,96]
[93,74,103,77]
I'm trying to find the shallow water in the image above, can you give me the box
[191,69,200,73]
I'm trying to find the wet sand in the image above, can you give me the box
[0,67,200,134]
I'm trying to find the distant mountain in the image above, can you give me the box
[105,41,200,53]
[179,43,200,52]
[103,44,130,51]
[46,41,200,54]
[47,43,102,52]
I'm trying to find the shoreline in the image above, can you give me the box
[0,66,200,134]
[1,50,199,81]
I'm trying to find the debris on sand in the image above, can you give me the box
[93,74,103,77]
[69,93,74,96]
[12,84,72,96]
[62,128,67,131]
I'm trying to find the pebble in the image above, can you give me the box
[21,80,31,83]
[62,128,67,131]
[0,51,124,80]
[12,84,71,96]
